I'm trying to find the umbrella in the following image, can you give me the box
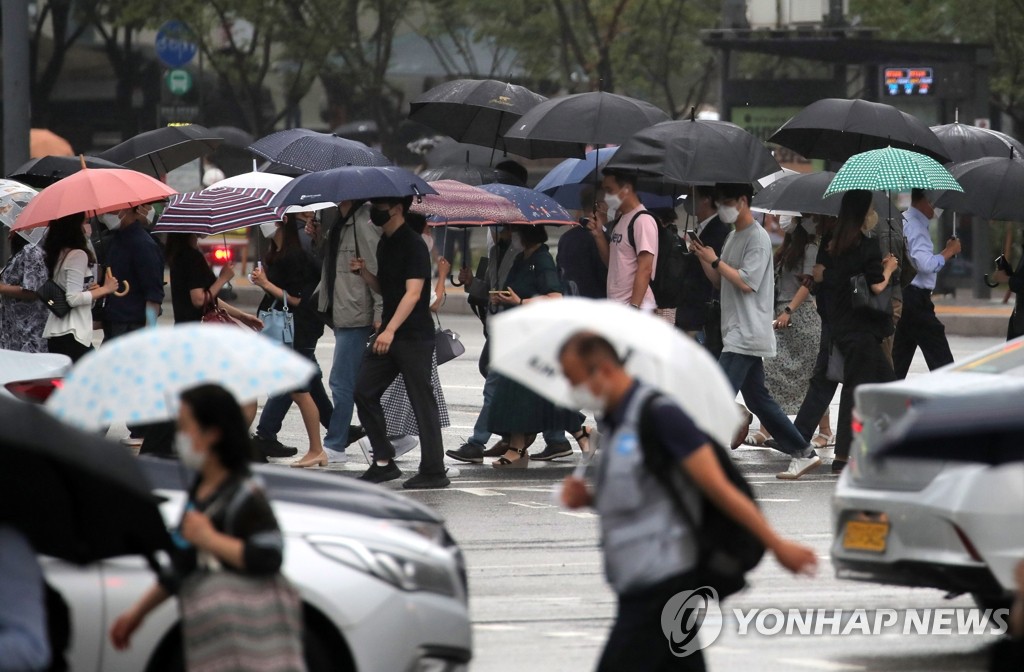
[750,171,894,217]
[409,79,548,153]
[12,162,177,231]
[768,98,950,163]
[930,122,1024,164]
[46,323,316,431]
[503,91,670,159]
[152,187,285,235]
[824,147,963,196]
[418,163,519,186]
[605,118,781,188]
[212,169,293,193]
[30,129,73,157]
[0,396,170,564]
[270,165,437,208]
[477,183,576,225]
[0,179,43,243]
[333,119,379,142]
[411,179,524,226]
[423,138,528,168]
[8,155,123,189]
[98,124,223,178]
[207,125,256,150]
[248,129,391,173]
[931,157,1024,221]
[488,297,742,449]
[535,147,618,209]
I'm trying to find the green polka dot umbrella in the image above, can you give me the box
[824,147,963,196]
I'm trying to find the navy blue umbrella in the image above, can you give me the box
[535,147,618,209]
[478,183,575,225]
[269,165,437,208]
[248,129,391,173]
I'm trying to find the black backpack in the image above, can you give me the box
[637,392,765,599]
[626,211,687,308]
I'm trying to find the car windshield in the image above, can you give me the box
[951,339,1024,375]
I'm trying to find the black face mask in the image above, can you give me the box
[369,207,391,227]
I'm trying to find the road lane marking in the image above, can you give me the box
[755,498,801,503]
[776,659,866,671]
[455,488,506,496]
[509,501,556,509]
[560,511,598,519]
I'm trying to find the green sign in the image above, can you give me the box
[165,68,193,96]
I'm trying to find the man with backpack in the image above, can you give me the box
[559,331,817,671]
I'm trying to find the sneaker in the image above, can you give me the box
[776,454,822,480]
[346,425,367,446]
[447,442,485,464]
[403,472,451,489]
[323,447,347,464]
[530,441,573,461]
[390,435,419,459]
[358,461,402,484]
[251,434,298,458]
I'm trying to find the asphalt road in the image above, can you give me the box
[247,315,1005,671]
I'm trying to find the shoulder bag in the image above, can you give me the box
[433,313,465,366]
[258,291,295,345]
[201,290,254,330]
[850,274,893,316]
[38,251,71,318]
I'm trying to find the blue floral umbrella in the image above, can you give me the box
[477,183,576,225]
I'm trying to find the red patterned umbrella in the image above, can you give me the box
[153,187,285,235]
[412,179,525,226]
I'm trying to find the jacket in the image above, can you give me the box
[315,204,383,328]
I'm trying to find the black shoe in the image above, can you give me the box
[483,434,537,458]
[251,434,298,458]
[446,442,485,464]
[763,438,781,451]
[530,441,573,461]
[403,472,451,489]
[358,461,402,483]
[346,425,367,446]
[831,459,847,475]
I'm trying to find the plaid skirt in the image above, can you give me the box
[381,351,451,436]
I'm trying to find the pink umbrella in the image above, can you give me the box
[411,179,525,226]
[13,158,177,231]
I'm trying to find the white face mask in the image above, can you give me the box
[174,431,205,470]
[717,205,740,224]
[778,215,795,232]
[421,233,434,253]
[932,207,944,220]
[567,381,605,413]
[100,213,122,230]
[140,207,156,225]
[800,218,817,235]
[604,192,623,219]
[260,221,279,238]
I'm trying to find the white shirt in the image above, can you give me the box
[903,206,945,290]
[42,248,96,347]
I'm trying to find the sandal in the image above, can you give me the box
[811,431,835,449]
[493,445,529,469]
[573,426,592,454]
[744,429,770,446]
[484,433,536,458]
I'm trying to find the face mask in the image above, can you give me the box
[100,213,122,230]
[174,431,205,470]
[259,221,279,238]
[800,218,817,235]
[932,207,944,220]
[567,381,605,413]
[369,207,391,227]
[604,192,622,219]
[778,215,795,232]
[421,234,434,253]
[140,208,156,225]
[863,210,879,233]
[717,205,740,224]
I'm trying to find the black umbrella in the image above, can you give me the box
[98,124,223,178]
[604,118,780,187]
[424,138,526,168]
[208,125,256,150]
[751,171,895,217]
[418,163,518,186]
[269,165,436,208]
[248,128,391,173]
[768,98,950,163]
[333,119,379,143]
[932,157,1024,221]
[503,91,670,159]
[8,155,123,188]
[410,79,547,154]
[930,122,1024,164]
[0,397,170,564]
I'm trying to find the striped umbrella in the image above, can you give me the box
[412,180,524,226]
[824,147,963,196]
[152,187,284,235]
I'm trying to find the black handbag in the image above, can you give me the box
[37,278,71,318]
[433,315,465,366]
[850,274,892,315]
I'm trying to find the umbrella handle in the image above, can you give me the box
[449,273,463,287]
[984,274,1000,288]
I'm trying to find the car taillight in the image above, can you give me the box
[851,408,864,434]
[210,247,233,264]
[5,377,63,403]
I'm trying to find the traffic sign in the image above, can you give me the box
[165,69,193,96]
[155,20,198,68]
[159,104,200,124]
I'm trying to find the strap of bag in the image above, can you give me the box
[626,210,659,250]
[274,290,290,313]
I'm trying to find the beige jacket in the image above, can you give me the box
[316,204,383,328]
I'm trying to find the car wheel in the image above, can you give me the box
[145,627,184,672]
[304,625,353,672]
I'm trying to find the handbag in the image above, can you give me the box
[201,290,255,330]
[850,273,892,315]
[826,342,845,383]
[258,291,295,345]
[37,278,71,318]
[433,315,465,365]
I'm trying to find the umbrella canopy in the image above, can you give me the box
[0,396,170,564]
[248,129,391,173]
[0,179,39,235]
[98,124,223,178]
[411,179,524,226]
[422,138,527,168]
[153,187,285,235]
[768,98,950,163]
[8,155,123,189]
[12,164,177,231]
[932,157,1024,221]
[270,165,437,208]
[418,163,519,186]
[930,123,1024,164]
[750,171,894,217]
[489,297,742,449]
[30,128,73,157]
[212,169,293,193]
[605,119,781,188]
[409,79,548,150]
[824,147,963,196]
[477,183,575,225]
[46,323,316,431]
[535,147,617,209]
[504,91,670,159]
[207,125,256,150]
[333,119,379,142]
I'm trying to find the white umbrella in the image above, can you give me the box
[489,298,742,449]
[46,324,315,430]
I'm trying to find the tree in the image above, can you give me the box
[27,0,101,126]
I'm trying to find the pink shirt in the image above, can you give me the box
[607,204,658,309]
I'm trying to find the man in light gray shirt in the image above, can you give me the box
[691,183,820,480]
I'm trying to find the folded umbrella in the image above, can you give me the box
[930,122,1024,164]
[489,297,742,449]
[0,396,170,564]
[98,124,223,178]
[248,129,391,173]
[477,183,576,225]
[153,187,285,235]
[270,165,436,208]
[750,171,894,217]
[46,323,316,431]
[824,147,963,196]
[411,180,524,226]
[8,155,122,189]
[931,157,1024,221]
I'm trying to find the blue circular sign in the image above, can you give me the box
[155,20,198,68]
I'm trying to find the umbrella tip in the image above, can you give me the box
[689,106,696,121]
[79,154,87,170]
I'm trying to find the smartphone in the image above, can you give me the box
[489,290,512,297]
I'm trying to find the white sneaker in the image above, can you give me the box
[323,447,347,464]
[776,454,822,480]
[390,435,419,459]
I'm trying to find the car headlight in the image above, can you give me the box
[307,534,457,597]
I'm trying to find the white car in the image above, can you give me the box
[832,338,1024,607]
[0,348,71,401]
[44,457,472,672]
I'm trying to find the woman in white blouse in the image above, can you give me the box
[42,212,120,361]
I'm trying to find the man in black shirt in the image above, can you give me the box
[351,196,450,489]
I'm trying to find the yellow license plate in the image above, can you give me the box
[843,520,889,552]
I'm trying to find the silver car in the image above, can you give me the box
[43,458,472,672]
[832,338,1024,607]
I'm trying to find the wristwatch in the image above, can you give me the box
[783,306,793,315]
[630,303,641,309]
[711,258,721,269]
